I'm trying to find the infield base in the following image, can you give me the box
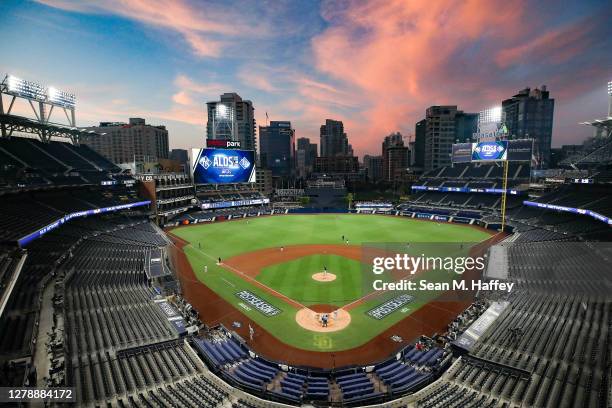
[295,305,351,332]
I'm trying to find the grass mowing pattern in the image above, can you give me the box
[171,214,491,352]
[257,254,363,306]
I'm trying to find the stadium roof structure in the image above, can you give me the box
[565,82,612,169]
[0,113,103,143]
[579,117,612,136]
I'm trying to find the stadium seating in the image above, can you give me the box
[0,136,122,189]
[0,247,23,304]
[409,241,611,408]
[409,161,529,214]
[0,187,145,243]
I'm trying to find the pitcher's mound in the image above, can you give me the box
[312,272,337,282]
[295,306,351,332]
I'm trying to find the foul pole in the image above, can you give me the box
[500,160,509,232]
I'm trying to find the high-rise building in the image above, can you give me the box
[255,168,273,196]
[83,117,169,165]
[423,106,477,171]
[455,112,478,143]
[258,121,295,178]
[169,148,189,173]
[206,92,256,152]
[502,86,554,168]
[382,132,410,181]
[363,155,383,182]
[414,119,426,168]
[424,106,458,171]
[314,156,359,174]
[320,119,349,157]
[169,148,188,163]
[296,137,317,178]
[316,119,358,180]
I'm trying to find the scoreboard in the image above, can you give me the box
[192,148,255,184]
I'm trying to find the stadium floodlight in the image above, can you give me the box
[47,86,76,109]
[6,74,21,91]
[608,80,612,95]
[479,106,502,124]
[5,74,46,101]
[216,103,231,119]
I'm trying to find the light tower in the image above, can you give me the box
[476,106,505,141]
[211,102,235,140]
[579,80,612,140]
[608,81,612,118]
[0,74,77,142]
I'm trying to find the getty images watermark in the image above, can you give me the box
[360,242,515,301]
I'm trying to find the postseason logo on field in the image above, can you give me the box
[236,290,281,317]
[367,294,413,320]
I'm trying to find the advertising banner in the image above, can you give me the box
[236,290,281,316]
[200,198,270,210]
[523,200,612,225]
[506,139,533,161]
[18,200,151,247]
[411,186,520,195]
[366,294,413,320]
[451,143,473,163]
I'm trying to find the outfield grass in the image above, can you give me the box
[171,214,491,352]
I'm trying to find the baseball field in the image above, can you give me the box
[168,214,494,359]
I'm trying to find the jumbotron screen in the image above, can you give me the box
[452,139,533,163]
[192,148,256,184]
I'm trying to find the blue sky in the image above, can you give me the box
[0,0,610,156]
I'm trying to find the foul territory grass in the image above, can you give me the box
[171,214,491,352]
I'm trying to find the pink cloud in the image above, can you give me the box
[308,0,529,155]
[171,91,192,106]
[237,70,279,93]
[151,75,234,126]
[173,74,227,96]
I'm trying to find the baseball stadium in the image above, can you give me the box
[167,214,498,363]
[0,22,611,408]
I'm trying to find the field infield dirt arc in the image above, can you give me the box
[166,215,506,368]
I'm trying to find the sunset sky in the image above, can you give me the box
[1,0,610,157]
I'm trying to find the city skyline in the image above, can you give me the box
[0,0,610,158]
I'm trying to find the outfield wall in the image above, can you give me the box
[166,208,510,233]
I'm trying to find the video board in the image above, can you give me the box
[192,148,256,184]
[452,139,533,163]
[471,141,508,161]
